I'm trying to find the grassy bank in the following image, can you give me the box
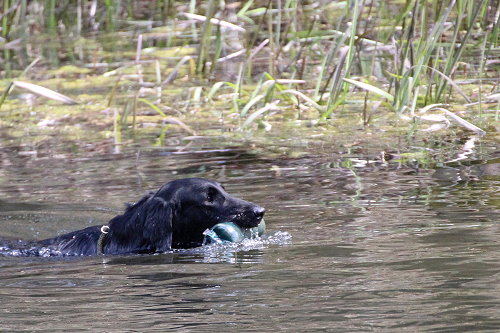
[0,0,499,154]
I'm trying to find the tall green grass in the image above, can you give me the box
[0,0,496,134]
[341,0,493,118]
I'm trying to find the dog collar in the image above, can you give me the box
[96,225,110,255]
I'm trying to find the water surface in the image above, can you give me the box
[0,137,499,332]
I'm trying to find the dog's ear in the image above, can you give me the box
[142,197,173,252]
[125,190,155,210]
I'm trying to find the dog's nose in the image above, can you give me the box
[253,206,265,220]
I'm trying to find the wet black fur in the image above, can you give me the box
[38,178,265,256]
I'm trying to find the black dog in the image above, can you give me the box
[38,178,265,256]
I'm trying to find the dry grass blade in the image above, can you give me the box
[273,79,306,85]
[163,56,192,85]
[280,89,325,112]
[241,101,280,128]
[438,108,486,135]
[343,78,395,103]
[249,39,269,60]
[13,81,78,104]
[215,49,246,63]
[182,12,246,32]
[164,117,197,135]
[418,103,446,114]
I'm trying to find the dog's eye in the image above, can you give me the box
[206,187,218,203]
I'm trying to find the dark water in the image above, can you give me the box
[0,137,499,332]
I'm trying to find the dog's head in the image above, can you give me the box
[156,178,265,248]
[109,178,265,252]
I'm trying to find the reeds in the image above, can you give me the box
[338,0,493,133]
[0,0,496,136]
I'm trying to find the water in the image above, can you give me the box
[0,137,499,332]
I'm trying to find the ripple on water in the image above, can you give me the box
[0,231,292,262]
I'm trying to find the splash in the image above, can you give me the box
[184,230,293,263]
[0,245,65,257]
